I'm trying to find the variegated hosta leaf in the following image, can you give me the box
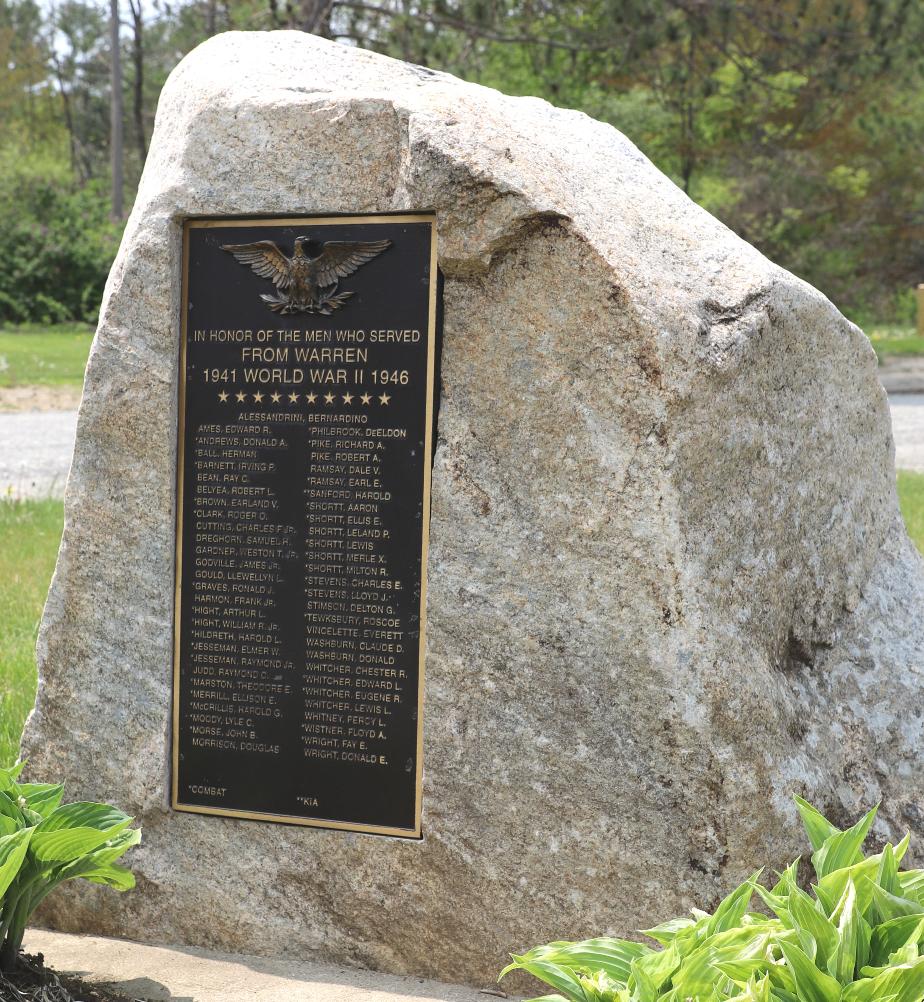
[706,872,764,936]
[778,941,841,1002]
[725,974,772,1002]
[501,798,924,1002]
[811,806,878,880]
[673,926,779,998]
[897,870,924,903]
[502,957,596,1002]
[877,844,901,898]
[868,882,924,924]
[631,942,680,1002]
[829,878,872,983]
[795,798,842,852]
[787,883,838,970]
[817,852,893,917]
[868,916,924,968]
[843,954,924,1002]
[578,969,626,1002]
[500,938,653,987]
[642,917,697,946]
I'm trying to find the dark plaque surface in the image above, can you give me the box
[172,214,437,837]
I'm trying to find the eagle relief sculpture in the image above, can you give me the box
[221,235,392,315]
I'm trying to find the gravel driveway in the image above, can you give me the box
[890,394,924,473]
[0,409,77,499]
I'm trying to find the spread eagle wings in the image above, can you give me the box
[310,240,391,287]
[220,240,292,289]
[220,239,391,289]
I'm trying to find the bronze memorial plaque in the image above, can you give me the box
[172,214,437,837]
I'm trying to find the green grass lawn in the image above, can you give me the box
[0,324,94,387]
[898,471,924,554]
[0,499,63,767]
[866,324,924,361]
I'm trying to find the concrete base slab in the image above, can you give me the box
[24,930,514,1002]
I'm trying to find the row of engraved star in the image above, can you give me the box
[216,390,391,405]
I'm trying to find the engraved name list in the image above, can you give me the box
[172,215,437,837]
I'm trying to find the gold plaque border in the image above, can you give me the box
[172,212,438,839]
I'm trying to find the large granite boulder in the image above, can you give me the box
[23,29,924,988]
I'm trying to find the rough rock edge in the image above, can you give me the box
[22,29,924,987]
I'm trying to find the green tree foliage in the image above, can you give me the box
[0,0,922,322]
[347,0,924,321]
[50,0,111,182]
[0,147,120,323]
[0,0,116,322]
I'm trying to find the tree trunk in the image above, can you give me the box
[47,5,82,181]
[52,60,80,179]
[679,23,697,196]
[110,0,124,221]
[299,0,333,35]
[128,0,146,163]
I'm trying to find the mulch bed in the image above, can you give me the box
[0,953,139,1002]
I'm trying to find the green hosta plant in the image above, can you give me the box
[501,797,924,1002]
[0,762,140,972]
